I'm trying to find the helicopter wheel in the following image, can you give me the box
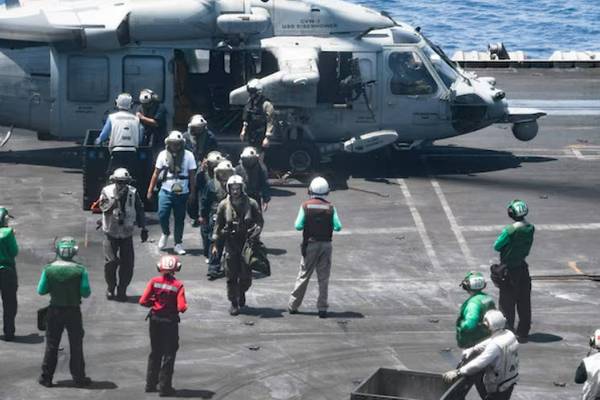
[286,143,319,173]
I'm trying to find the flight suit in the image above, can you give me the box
[235,162,271,210]
[242,95,275,149]
[202,179,229,277]
[213,196,263,307]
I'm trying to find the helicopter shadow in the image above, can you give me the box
[323,145,557,190]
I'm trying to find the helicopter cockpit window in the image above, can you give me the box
[422,46,459,88]
[388,51,437,96]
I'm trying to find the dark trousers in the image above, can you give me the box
[225,252,252,306]
[207,216,223,275]
[103,235,134,296]
[146,318,179,391]
[499,265,531,338]
[485,386,514,400]
[41,306,86,381]
[200,224,210,258]
[0,267,17,337]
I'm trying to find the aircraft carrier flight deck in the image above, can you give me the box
[0,67,599,399]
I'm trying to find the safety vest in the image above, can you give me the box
[500,221,535,267]
[582,353,600,400]
[108,111,140,152]
[245,96,268,128]
[100,184,138,238]
[302,198,334,242]
[483,330,519,393]
[147,275,184,320]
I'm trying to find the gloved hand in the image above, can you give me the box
[140,229,149,243]
[442,369,461,384]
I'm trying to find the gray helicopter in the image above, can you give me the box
[0,0,544,171]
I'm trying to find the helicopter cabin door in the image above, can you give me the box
[382,48,444,141]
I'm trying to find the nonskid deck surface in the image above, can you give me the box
[0,68,598,399]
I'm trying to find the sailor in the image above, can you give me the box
[494,200,535,343]
[98,168,148,301]
[288,177,342,319]
[194,151,224,260]
[202,160,234,279]
[140,255,187,397]
[235,146,270,212]
[212,175,263,316]
[183,114,218,163]
[37,237,92,388]
[136,88,168,149]
[575,329,600,400]
[444,310,519,400]
[147,131,197,256]
[239,79,275,152]
[0,207,18,341]
[456,272,496,349]
[95,93,142,178]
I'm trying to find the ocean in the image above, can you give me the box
[353,0,600,59]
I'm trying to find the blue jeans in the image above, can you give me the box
[158,189,189,244]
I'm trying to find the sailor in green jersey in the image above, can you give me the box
[456,272,496,349]
[0,207,18,341]
[494,199,535,343]
[37,237,92,388]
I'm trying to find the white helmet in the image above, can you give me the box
[240,146,259,159]
[139,88,157,104]
[309,177,329,196]
[188,114,207,130]
[206,151,224,168]
[214,160,234,181]
[483,310,507,333]
[590,329,600,349]
[115,93,133,110]
[164,130,184,145]
[110,168,132,183]
[226,174,245,194]
[247,79,263,94]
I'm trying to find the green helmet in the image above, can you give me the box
[460,271,486,292]
[0,207,8,227]
[56,237,78,260]
[507,199,528,220]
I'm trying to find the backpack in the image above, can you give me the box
[490,263,509,288]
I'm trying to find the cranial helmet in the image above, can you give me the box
[590,329,600,349]
[309,177,330,196]
[115,93,133,110]
[460,271,486,292]
[214,160,234,182]
[226,174,245,195]
[206,151,224,168]
[110,168,132,183]
[164,130,184,146]
[139,88,157,104]
[157,255,182,273]
[483,310,507,333]
[508,199,528,220]
[188,114,207,130]
[56,237,78,260]
[247,79,263,95]
[240,146,259,159]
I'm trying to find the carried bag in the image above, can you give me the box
[37,306,49,331]
[243,240,271,276]
[490,263,509,288]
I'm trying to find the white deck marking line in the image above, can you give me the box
[430,180,476,268]
[397,179,441,271]
[461,223,600,232]
[261,226,417,238]
[571,148,585,160]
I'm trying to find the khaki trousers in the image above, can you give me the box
[288,241,332,312]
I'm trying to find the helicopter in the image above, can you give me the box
[0,0,545,172]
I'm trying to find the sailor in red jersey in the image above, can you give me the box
[139,255,187,397]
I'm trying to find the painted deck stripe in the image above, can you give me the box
[261,226,417,238]
[397,179,441,271]
[461,223,600,232]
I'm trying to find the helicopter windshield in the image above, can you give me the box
[421,45,460,89]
